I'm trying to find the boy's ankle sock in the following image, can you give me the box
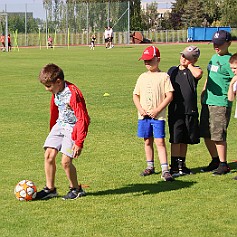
[147,161,154,169]
[220,161,227,166]
[179,157,186,168]
[171,156,179,169]
[161,163,169,173]
[212,156,220,162]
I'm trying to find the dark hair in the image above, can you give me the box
[38,63,64,84]
[229,53,237,64]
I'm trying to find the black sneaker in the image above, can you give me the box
[35,186,58,200]
[62,187,86,200]
[179,166,193,175]
[170,168,180,177]
[161,171,174,181]
[213,164,230,175]
[201,160,220,172]
[140,167,155,176]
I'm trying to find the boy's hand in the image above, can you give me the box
[230,75,237,85]
[147,109,158,119]
[139,108,148,117]
[72,144,82,159]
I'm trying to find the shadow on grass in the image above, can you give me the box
[88,180,196,196]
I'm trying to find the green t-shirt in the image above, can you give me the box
[203,53,234,107]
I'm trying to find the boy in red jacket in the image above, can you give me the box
[36,63,90,200]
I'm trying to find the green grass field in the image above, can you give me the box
[1,43,237,237]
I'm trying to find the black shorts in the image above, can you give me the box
[168,114,200,144]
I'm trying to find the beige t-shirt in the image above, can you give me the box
[133,71,174,120]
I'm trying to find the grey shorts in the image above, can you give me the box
[200,104,231,141]
[44,123,74,158]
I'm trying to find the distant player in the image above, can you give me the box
[8,34,11,51]
[90,34,96,50]
[1,34,5,50]
[47,35,53,48]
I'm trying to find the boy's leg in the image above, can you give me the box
[45,148,58,189]
[204,138,218,157]
[215,141,227,163]
[61,154,86,200]
[179,143,193,175]
[155,138,167,165]
[35,148,58,200]
[200,105,220,172]
[213,141,230,175]
[61,154,79,189]
[170,143,180,175]
[140,137,155,176]
[154,138,173,181]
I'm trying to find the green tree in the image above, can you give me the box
[181,0,204,27]
[130,0,142,31]
[145,2,159,30]
[169,0,187,29]
[219,0,237,26]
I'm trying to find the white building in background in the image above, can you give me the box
[141,0,173,9]
[141,1,172,18]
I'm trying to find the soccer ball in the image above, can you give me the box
[14,180,37,201]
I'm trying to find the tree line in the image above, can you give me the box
[0,0,236,34]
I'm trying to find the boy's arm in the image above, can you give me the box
[200,78,208,103]
[133,94,148,117]
[147,91,173,119]
[187,63,203,79]
[228,75,237,101]
[49,95,59,130]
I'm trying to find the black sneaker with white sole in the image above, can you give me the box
[201,159,220,172]
[35,186,58,200]
[62,187,86,200]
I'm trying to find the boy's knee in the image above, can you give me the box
[44,148,57,163]
[155,139,165,147]
[61,158,72,170]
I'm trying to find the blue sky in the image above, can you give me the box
[0,0,173,19]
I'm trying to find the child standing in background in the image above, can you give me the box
[133,46,174,181]
[228,53,237,180]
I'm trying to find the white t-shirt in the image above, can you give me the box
[54,83,77,129]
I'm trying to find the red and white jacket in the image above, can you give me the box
[49,81,90,148]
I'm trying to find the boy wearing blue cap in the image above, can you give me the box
[200,30,234,175]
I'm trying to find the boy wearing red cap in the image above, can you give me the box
[133,46,174,181]
[200,30,234,175]
[168,46,203,177]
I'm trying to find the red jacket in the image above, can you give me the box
[50,81,90,148]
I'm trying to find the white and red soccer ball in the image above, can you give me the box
[14,180,37,201]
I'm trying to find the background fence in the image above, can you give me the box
[0,2,236,47]
[7,28,237,48]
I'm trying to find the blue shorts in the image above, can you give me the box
[137,118,165,138]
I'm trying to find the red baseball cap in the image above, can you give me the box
[139,46,160,60]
